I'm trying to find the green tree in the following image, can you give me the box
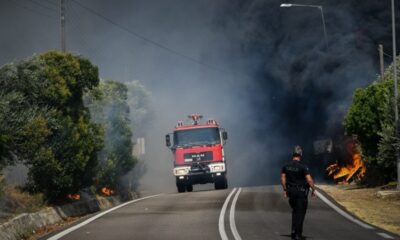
[344,59,399,184]
[0,59,49,171]
[85,80,136,193]
[0,51,103,201]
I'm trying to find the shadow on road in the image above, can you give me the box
[280,234,312,239]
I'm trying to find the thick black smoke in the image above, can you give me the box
[210,0,400,185]
[0,0,399,191]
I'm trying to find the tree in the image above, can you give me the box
[344,81,390,158]
[0,59,49,171]
[125,81,153,136]
[344,59,399,184]
[0,51,103,201]
[85,80,136,193]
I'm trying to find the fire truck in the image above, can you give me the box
[165,114,228,193]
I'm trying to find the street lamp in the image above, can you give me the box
[280,3,328,50]
[391,0,400,190]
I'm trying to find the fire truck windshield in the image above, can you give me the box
[174,128,220,147]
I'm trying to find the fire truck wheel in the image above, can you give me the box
[214,178,228,190]
[223,179,228,189]
[186,184,193,192]
[214,181,222,190]
[177,183,186,193]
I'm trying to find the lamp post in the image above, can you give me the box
[280,3,328,50]
[391,0,400,190]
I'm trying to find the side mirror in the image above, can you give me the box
[165,134,171,147]
[222,131,228,140]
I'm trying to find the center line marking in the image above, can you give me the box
[229,187,242,240]
[219,188,237,240]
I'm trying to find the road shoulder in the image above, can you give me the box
[318,184,400,236]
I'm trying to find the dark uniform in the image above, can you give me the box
[281,160,310,239]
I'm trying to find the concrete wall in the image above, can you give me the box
[0,196,124,240]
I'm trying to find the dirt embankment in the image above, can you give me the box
[319,184,400,235]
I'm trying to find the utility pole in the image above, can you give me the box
[60,0,66,52]
[379,44,385,81]
[391,0,400,190]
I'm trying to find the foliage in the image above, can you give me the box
[85,80,136,192]
[0,60,47,170]
[344,81,391,157]
[344,60,399,184]
[0,51,103,202]
[125,81,153,135]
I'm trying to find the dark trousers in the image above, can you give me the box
[288,190,308,237]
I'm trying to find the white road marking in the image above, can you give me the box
[316,191,375,230]
[377,232,395,239]
[47,194,161,240]
[219,188,237,240]
[229,187,242,240]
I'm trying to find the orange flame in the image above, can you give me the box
[326,141,366,183]
[101,187,114,196]
[67,194,81,201]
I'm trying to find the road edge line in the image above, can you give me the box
[229,187,242,240]
[219,188,237,240]
[377,232,395,239]
[315,191,375,229]
[47,194,161,240]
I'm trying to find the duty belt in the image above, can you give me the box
[287,184,308,192]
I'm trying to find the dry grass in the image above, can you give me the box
[319,184,400,235]
[25,217,80,240]
[0,179,45,223]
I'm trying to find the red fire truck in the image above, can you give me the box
[165,114,228,193]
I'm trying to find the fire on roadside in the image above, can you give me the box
[326,139,366,184]
[101,187,114,196]
[67,193,81,201]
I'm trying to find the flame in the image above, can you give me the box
[326,141,366,183]
[67,194,81,201]
[101,187,114,196]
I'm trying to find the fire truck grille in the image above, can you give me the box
[184,151,213,162]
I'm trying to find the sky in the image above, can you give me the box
[1,0,398,192]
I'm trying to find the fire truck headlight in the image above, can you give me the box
[173,167,190,176]
[209,163,225,173]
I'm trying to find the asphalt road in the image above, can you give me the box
[45,185,398,240]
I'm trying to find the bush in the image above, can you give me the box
[85,80,136,193]
[0,51,103,202]
[344,60,399,185]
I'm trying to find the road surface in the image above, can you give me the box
[45,185,398,240]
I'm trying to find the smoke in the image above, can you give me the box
[0,0,398,192]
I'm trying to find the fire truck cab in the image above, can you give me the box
[165,114,228,193]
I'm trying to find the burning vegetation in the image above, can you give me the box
[67,194,81,201]
[326,137,366,184]
[101,187,114,196]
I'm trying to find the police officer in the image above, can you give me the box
[281,145,316,240]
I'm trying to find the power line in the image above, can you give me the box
[383,51,393,58]
[29,0,58,13]
[8,0,57,20]
[42,0,58,7]
[69,0,235,76]
[66,1,102,58]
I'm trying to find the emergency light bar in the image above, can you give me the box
[176,121,184,127]
[188,114,203,125]
[207,119,217,125]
